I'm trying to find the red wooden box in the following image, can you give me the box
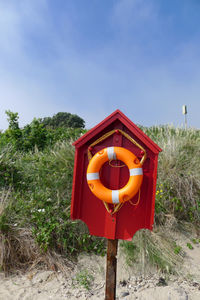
[71,110,162,240]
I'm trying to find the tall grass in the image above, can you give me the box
[122,126,200,273]
[121,228,183,275]
[145,126,200,224]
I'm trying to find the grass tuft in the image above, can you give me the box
[74,269,94,290]
[121,228,184,274]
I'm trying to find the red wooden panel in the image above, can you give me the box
[71,110,162,240]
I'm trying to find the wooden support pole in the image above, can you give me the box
[105,239,118,300]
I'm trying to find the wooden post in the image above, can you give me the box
[105,239,118,300]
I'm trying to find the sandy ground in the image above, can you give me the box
[1,233,200,300]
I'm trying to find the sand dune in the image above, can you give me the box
[1,233,200,300]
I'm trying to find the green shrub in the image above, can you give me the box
[0,111,86,152]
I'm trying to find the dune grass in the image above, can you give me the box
[146,126,200,224]
[121,126,200,273]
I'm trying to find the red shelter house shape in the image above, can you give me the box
[71,110,162,240]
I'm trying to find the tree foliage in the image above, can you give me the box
[0,111,86,152]
[4,110,22,150]
[41,112,85,129]
[6,110,20,130]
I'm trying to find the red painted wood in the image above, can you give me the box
[71,110,162,240]
[73,110,162,154]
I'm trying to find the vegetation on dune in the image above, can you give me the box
[0,110,85,152]
[122,125,200,273]
[0,112,200,274]
[143,125,200,225]
[0,111,104,272]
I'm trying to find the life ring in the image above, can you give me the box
[86,146,143,204]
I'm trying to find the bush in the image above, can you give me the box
[40,112,85,129]
[0,111,86,152]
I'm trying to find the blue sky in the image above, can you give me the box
[0,0,200,130]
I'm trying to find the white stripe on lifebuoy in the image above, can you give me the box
[112,190,119,204]
[107,147,116,160]
[86,173,99,180]
[129,168,143,176]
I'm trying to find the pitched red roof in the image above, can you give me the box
[73,109,162,154]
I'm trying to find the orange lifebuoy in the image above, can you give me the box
[86,147,143,204]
